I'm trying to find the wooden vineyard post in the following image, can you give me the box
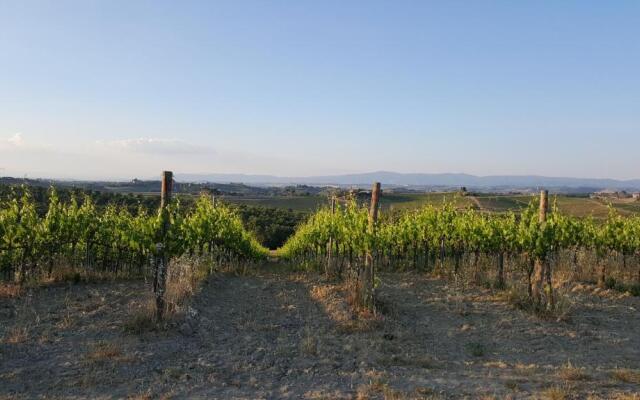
[326,196,336,279]
[154,170,173,321]
[538,189,548,223]
[369,183,381,231]
[358,182,380,311]
[530,189,551,308]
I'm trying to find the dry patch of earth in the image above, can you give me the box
[1,268,639,399]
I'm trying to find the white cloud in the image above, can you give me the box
[96,137,214,155]
[7,133,23,146]
[0,133,55,153]
[0,133,24,149]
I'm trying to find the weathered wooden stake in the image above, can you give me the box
[359,182,380,311]
[531,189,550,308]
[160,171,173,209]
[539,189,548,223]
[155,171,173,321]
[369,183,381,229]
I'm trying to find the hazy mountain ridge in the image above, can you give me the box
[177,171,640,190]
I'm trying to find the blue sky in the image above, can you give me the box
[1,1,639,180]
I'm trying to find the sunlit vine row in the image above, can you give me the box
[279,197,640,289]
[0,188,268,282]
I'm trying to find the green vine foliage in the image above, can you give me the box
[3,187,640,288]
[0,188,268,282]
[279,196,640,287]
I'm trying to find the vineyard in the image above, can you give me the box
[3,179,640,312]
[0,186,268,283]
[2,180,640,399]
[280,189,640,311]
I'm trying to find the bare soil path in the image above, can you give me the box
[1,268,639,399]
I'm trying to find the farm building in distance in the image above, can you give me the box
[633,192,640,200]
[590,190,632,199]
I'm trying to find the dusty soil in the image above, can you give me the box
[1,267,639,399]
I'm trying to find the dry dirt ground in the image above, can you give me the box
[1,267,639,399]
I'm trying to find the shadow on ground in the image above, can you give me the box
[1,267,639,399]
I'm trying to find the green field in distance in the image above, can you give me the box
[219,192,640,218]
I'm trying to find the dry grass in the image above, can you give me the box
[484,361,508,369]
[500,286,573,321]
[123,299,158,334]
[513,363,539,376]
[165,270,198,314]
[355,382,379,399]
[504,380,520,391]
[127,392,152,400]
[55,295,74,330]
[0,283,22,299]
[539,386,570,400]
[611,368,640,384]
[611,394,640,400]
[46,266,122,284]
[2,293,40,344]
[164,255,209,315]
[37,330,52,345]
[354,382,411,400]
[588,394,640,400]
[557,361,590,381]
[55,312,74,330]
[86,341,123,360]
[127,391,176,400]
[300,326,318,356]
[2,326,28,344]
[123,256,209,334]
[356,380,444,400]
[309,281,382,334]
[85,340,135,363]
[310,283,352,321]
[379,387,408,400]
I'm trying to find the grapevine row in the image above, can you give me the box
[278,195,640,295]
[0,188,268,282]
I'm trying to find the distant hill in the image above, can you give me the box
[177,171,640,191]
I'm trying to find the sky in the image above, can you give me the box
[1,1,639,180]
